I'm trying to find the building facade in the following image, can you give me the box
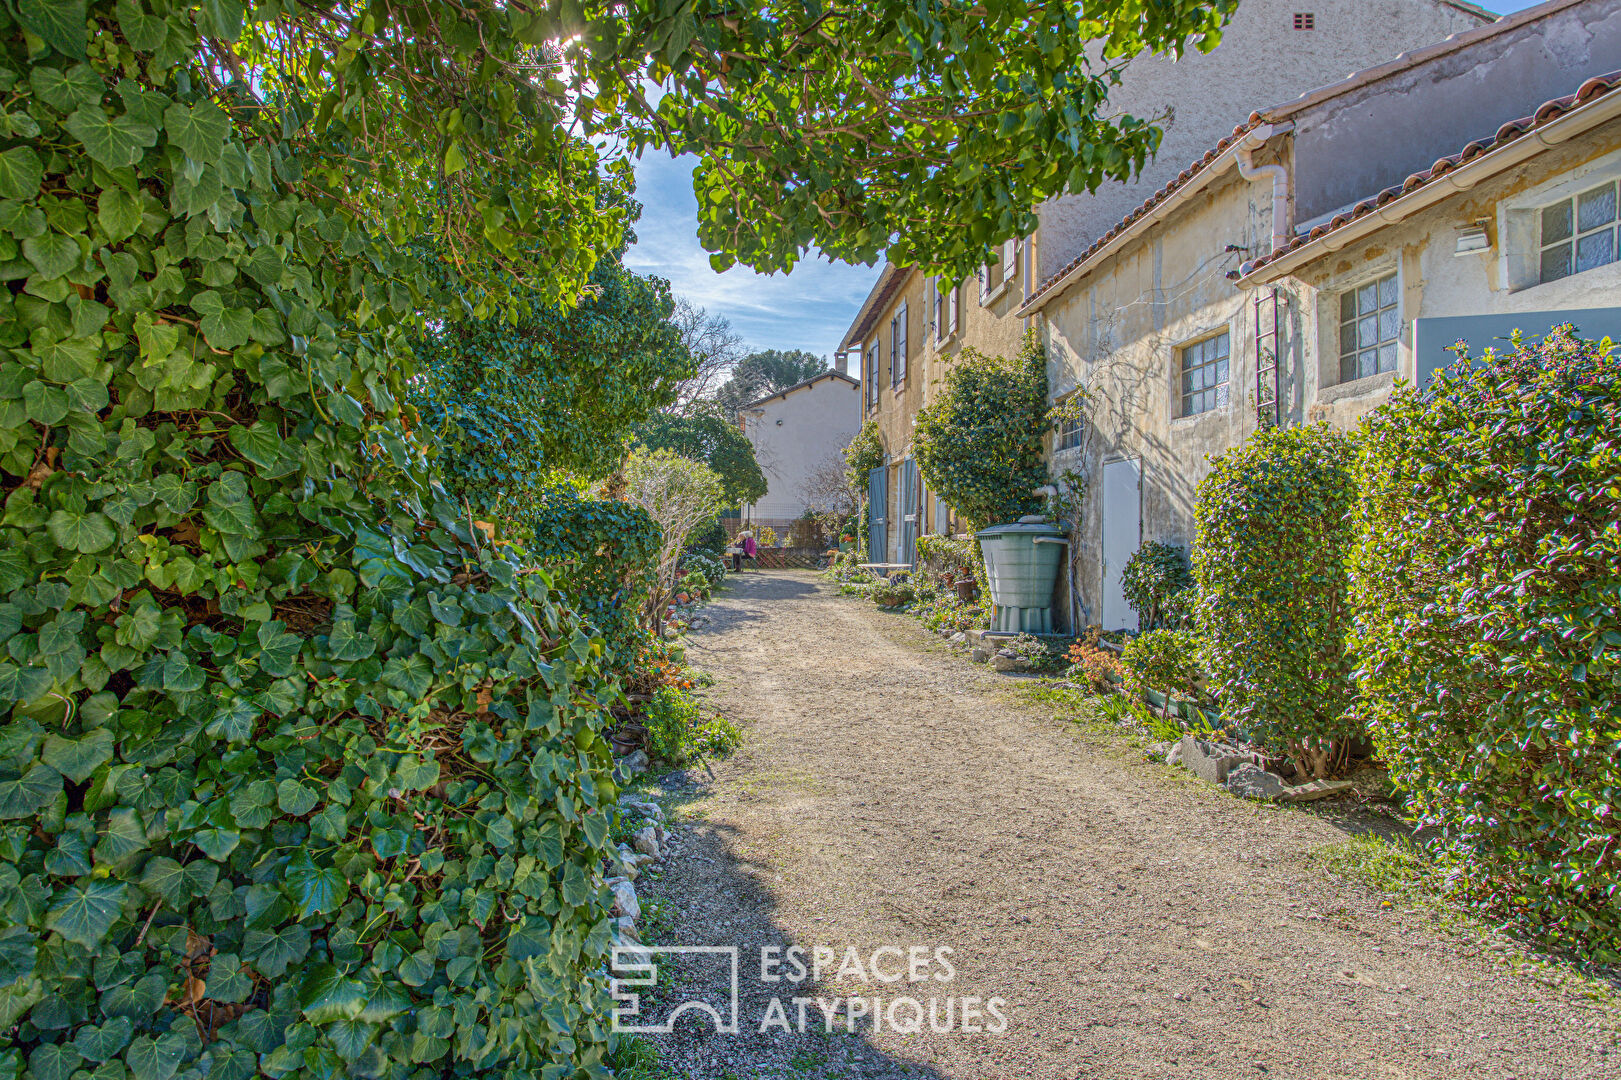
[1019,0,1621,629]
[737,371,862,538]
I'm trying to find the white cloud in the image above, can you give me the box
[626,151,879,360]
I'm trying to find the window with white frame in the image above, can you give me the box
[1338,273,1399,381]
[1540,180,1618,283]
[1179,332,1229,417]
[890,303,908,386]
[1055,408,1085,452]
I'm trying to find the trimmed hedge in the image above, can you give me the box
[1120,540,1193,630]
[1351,327,1621,954]
[1192,424,1360,778]
[528,490,660,669]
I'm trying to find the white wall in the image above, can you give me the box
[739,376,863,523]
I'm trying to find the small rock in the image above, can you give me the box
[996,648,1017,658]
[1226,762,1289,800]
[618,795,664,822]
[970,648,989,663]
[615,750,650,781]
[632,826,661,860]
[1166,741,1183,767]
[950,632,967,643]
[609,845,640,879]
[607,877,641,919]
[1278,778,1355,803]
[613,915,640,943]
[991,653,1021,672]
[1178,734,1247,785]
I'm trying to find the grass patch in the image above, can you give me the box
[606,1035,679,1080]
[1310,832,1438,908]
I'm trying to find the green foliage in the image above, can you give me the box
[677,551,726,594]
[1120,540,1193,630]
[0,7,629,1078]
[622,448,727,622]
[414,240,694,517]
[684,516,728,557]
[1350,327,1621,955]
[913,334,1051,529]
[1003,633,1067,673]
[868,576,919,609]
[713,349,827,418]
[913,595,982,634]
[642,687,741,766]
[1120,628,1202,702]
[635,405,767,507]
[527,489,661,667]
[596,0,1239,277]
[1193,425,1360,778]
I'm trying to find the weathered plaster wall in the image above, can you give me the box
[1041,168,1274,625]
[739,377,862,523]
[1292,0,1621,223]
[859,270,929,559]
[1037,0,1489,281]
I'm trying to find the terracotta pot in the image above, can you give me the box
[954,578,977,602]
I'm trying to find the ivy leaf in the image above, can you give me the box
[40,727,114,782]
[17,0,87,59]
[228,422,281,468]
[0,927,37,987]
[27,1043,82,1080]
[97,187,141,242]
[276,778,317,816]
[163,100,229,164]
[0,147,42,200]
[161,650,204,692]
[0,763,61,818]
[326,1019,379,1061]
[62,106,157,168]
[74,1016,133,1063]
[298,964,368,1022]
[285,850,347,917]
[114,0,168,51]
[46,509,115,554]
[191,825,239,860]
[125,1033,184,1080]
[22,232,80,280]
[243,922,309,978]
[327,620,375,662]
[45,879,126,947]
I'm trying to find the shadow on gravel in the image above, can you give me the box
[683,573,821,636]
[632,773,953,1080]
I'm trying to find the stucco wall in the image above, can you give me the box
[1036,0,1489,281]
[740,376,862,524]
[856,270,934,559]
[1292,0,1621,224]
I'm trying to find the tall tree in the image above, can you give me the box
[715,349,830,417]
[635,404,769,506]
[668,298,747,413]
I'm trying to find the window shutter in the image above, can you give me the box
[948,285,959,334]
[897,303,908,382]
[1002,239,1017,277]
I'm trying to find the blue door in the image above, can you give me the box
[867,467,887,563]
[897,458,919,567]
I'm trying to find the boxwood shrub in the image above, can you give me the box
[1192,424,1360,777]
[1351,327,1621,954]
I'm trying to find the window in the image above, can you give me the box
[1055,409,1085,452]
[932,279,946,342]
[1338,273,1399,381]
[1293,12,1314,30]
[1540,180,1618,283]
[946,282,959,336]
[890,304,908,386]
[866,340,880,406]
[1179,332,1230,417]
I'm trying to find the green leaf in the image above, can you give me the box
[28,1042,82,1080]
[125,1033,184,1080]
[228,422,281,468]
[17,0,87,59]
[114,0,168,51]
[285,850,348,917]
[327,620,375,662]
[299,964,368,1022]
[161,650,204,692]
[62,106,157,168]
[190,825,239,860]
[243,922,309,978]
[163,100,230,164]
[45,879,126,947]
[22,232,80,280]
[47,509,115,554]
[0,927,37,987]
[443,141,467,175]
[0,763,61,818]
[97,187,141,242]
[0,147,42,200]
[29,63,101,111]
[40,727,113,782]
[326,1019,379,1061]
[276,778,317,815]
[74,1016,133,1062]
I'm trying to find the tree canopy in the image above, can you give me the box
[714,349,829,417]
[636,406,769,506]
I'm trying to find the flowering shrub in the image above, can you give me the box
[915,596,985,633]
[1121,540,1194,630]
[1066,631,1126,690]
[1193,424,1360,779]
[913,333,1052,529]
[1351,327,1621,955]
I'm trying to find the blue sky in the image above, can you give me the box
[622,0,1540,363]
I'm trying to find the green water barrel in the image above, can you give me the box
[976,521,1067,634]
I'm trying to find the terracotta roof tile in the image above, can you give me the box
[1240,68,1621,276]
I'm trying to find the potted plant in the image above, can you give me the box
[914,334,1075,633]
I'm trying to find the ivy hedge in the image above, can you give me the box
[527,490,659,670]
[1351,327,1621,955]
[1192,424,1359,779]
[0,7,625,1079]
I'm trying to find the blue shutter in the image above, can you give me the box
[897,458,919,567]
[867,467,887,562]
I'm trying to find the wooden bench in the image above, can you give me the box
[859,562,914,577]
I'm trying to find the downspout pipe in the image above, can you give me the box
[1236,127,1289,254]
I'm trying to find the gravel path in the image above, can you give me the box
[635,570,1618,1079]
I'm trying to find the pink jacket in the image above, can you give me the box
[742,536,757,557]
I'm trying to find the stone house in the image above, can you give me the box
[837,0,1494,566]
[736,370,862,542]
[1018,0,1621,629]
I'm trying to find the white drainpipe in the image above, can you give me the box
[1236,127,1290,254]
